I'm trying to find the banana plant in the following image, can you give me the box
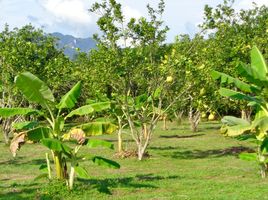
[0,72,120,189]
[211,46,268,177]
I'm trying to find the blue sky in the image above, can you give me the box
[0,0,267,42]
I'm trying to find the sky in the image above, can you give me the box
[0,0,268,42]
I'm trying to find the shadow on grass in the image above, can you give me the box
[0,172,180,199]
[79,175,157,195]
[105,139,133,143]
[162,146,254,159]
[135,173,179,181]
[149,146,183,150]
[0,158,45,166]
[79,173,180,195]
[35,174,180,199]
[160,134,205,139]
[0,182,39,200]
[199,126,221,131]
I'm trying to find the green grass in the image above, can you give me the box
[1,120,267,200]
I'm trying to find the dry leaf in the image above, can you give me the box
[10,132,26,157]
[70,128,86,144]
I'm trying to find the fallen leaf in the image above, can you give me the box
[10,132,26,157]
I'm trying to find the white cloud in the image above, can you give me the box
[122,5,142,21]
[235,0,268,9]
[40,0,93,24]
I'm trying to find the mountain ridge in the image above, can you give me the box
[51,32,96,59]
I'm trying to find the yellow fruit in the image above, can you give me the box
[166,76,173,82]
[200,88,205,95]
[162,59,168,64]
[198,64,205,69]
[201,112,207,118]
[171,48,176,56]
[208,113,215,121]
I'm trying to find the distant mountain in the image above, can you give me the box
[51,32,96,59]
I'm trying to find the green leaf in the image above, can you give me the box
[260,138,268,152]
[251,46,268,81]
[54,117,65,132]
[247,101,258,107]
[135,94,148,109]
[56,81,81,110]
[89,102,111,112]
[87,139,114,149]
[254,108,267,120]
[153,87,162,99]
[235,134,256,141]
[86,99,96,104]
[92,156,120,169]
[239,153,257,161]
[81,122,117,136]
[74,166,90,179]
[221,116,250,126]
[223,124,251,137]
[39,164,48,170]
[211,70,258,93]
[41,138,72,156]
[38,164,52,173]
[15,72,55,104]
[65,102,110,119]
[27,127,51,141]
[252,117,268,135]
[93,117,115,123]
[65,105,94,119]
[237,63,268,88]
[0,108,41,118]
[219,88,260,103]
[12,121,39,131]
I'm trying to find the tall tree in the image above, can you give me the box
[0,25,73,143]
[89,0,177,160]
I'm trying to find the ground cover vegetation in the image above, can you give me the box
[2,121,268,200]
[1,0,268,198]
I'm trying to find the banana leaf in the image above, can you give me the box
[219,88,261,104]
[0,108,42,118]
[15,72,54,104]
[81,122,117,136]
[211,70,259,93]
[251,46,268,81]
[65,102,110,119]
[56,81,81,110]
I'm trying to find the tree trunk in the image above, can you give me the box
[118,128,123,153]
[174,111,184,125]
[46,153,52,179]
[117,117,123,153]
[1,118,12,144]
[69,165,75,190]
[189,108,200,132]
[54,152,64,179]
[241,109,251,122]
[137,143,144,161]
[162,114,168,130]
[1,116,24,144]
[137,124,152,160]
[143,123,148,138]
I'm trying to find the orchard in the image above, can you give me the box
[1,0,268,199]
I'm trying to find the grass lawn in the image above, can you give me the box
[0,120,267,200]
